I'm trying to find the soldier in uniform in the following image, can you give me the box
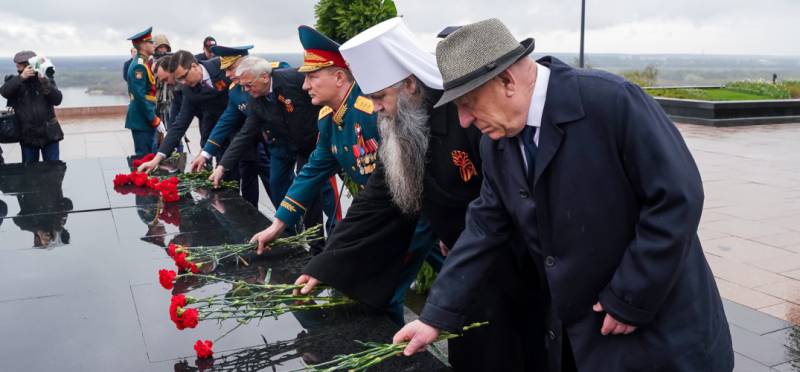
[249,26,437,323]
[209,56,329,252]
[125,27,165,156]
[137,50,231,174]
[188,45,287,207]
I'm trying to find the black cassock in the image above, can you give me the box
[303,97,547,371]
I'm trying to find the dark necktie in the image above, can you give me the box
[521,125,538,180]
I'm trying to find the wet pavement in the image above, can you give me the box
[1,116,800,370]
[0,156,447,371]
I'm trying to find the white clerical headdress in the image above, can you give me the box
[340,17,443,94]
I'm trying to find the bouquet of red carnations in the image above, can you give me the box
[159,271,354,360]
[114,172,180,202]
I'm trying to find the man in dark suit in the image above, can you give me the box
[138,50,230,172]
[395,18,733,372]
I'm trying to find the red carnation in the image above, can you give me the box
[142,153,156,162]
[181,308,199,329]
[174,252,191,271]
[113,173,131,187]
[164,176,179,185]
[189,262,202,274]
[158,269,177,289]
[131,172,148,187]
[194,339,214,359]
[167,243,181,257]
[147,177,160,189]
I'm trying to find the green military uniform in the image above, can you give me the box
[274,82,379,227]
[125,53,158,131]
[125,27,159,156]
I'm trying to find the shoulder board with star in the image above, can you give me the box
[229,82,237,90]
[270,61,281,69]
[318,106,333,120]
[353,96,374,115]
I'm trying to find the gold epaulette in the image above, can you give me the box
[229,82,237,90]
[353,96,374,115]
[318,106,333,120]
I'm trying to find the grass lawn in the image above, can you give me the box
[647,88,773,101]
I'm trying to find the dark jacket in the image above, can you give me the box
[158,58,229,155]
[220,68,319,170]
[303,100,483,306]
[421,57,733,371]
[303,99,547,371]
[0,74,63,147]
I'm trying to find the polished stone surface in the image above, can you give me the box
[0,158,447,371]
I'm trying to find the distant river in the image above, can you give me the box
[0,86,128,108]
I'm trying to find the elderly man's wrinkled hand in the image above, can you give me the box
[137,158,161,173]
[189,155,208,173]
[209,166,225,188]
[393,320,441,356]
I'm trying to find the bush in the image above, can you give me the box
[781,80,800,98]
[725,80,791,99]
[645,88,709,100]
[621,64,659,87]
[314,0,398,44]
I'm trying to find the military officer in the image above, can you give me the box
[209,56,329,252]
[187,45,286,207]
[248,26,439,323]
[246,25,379,249]
[138,50,231,173]
[125,27,165,156]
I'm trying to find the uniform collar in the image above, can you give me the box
[332,83,356,125]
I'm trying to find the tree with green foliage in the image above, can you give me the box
[314,0,398,44]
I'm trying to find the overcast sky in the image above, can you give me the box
[0,0,797,57]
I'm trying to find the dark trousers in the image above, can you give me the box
[131,129,156,156]
[21,142,59,163]
[239,142,271,207]
[198,111,220,149]
[267,142,297,210]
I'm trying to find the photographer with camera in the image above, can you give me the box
[0,50,63,163]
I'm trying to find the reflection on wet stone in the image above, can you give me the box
[0,158,447,371]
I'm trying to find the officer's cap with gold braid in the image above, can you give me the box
[297,26,347,73]
[211,44,254,70]
[128,27,153,44]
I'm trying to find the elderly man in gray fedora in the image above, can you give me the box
[394,18,733,372]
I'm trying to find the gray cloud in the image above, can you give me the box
[0,0,797,56]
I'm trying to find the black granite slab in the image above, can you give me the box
[0,159,109,219]
[0,158,449,371]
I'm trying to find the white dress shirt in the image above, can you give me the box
[518,62,550,171]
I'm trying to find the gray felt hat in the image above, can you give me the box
[434,18,534,108]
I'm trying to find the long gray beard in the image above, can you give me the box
[377,92,430,215]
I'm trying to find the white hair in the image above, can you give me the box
[235,56,272,78]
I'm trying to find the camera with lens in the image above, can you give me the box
[27,56,55,79]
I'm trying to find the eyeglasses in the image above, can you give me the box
[240,79,257,89]
[175,66,192,83]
